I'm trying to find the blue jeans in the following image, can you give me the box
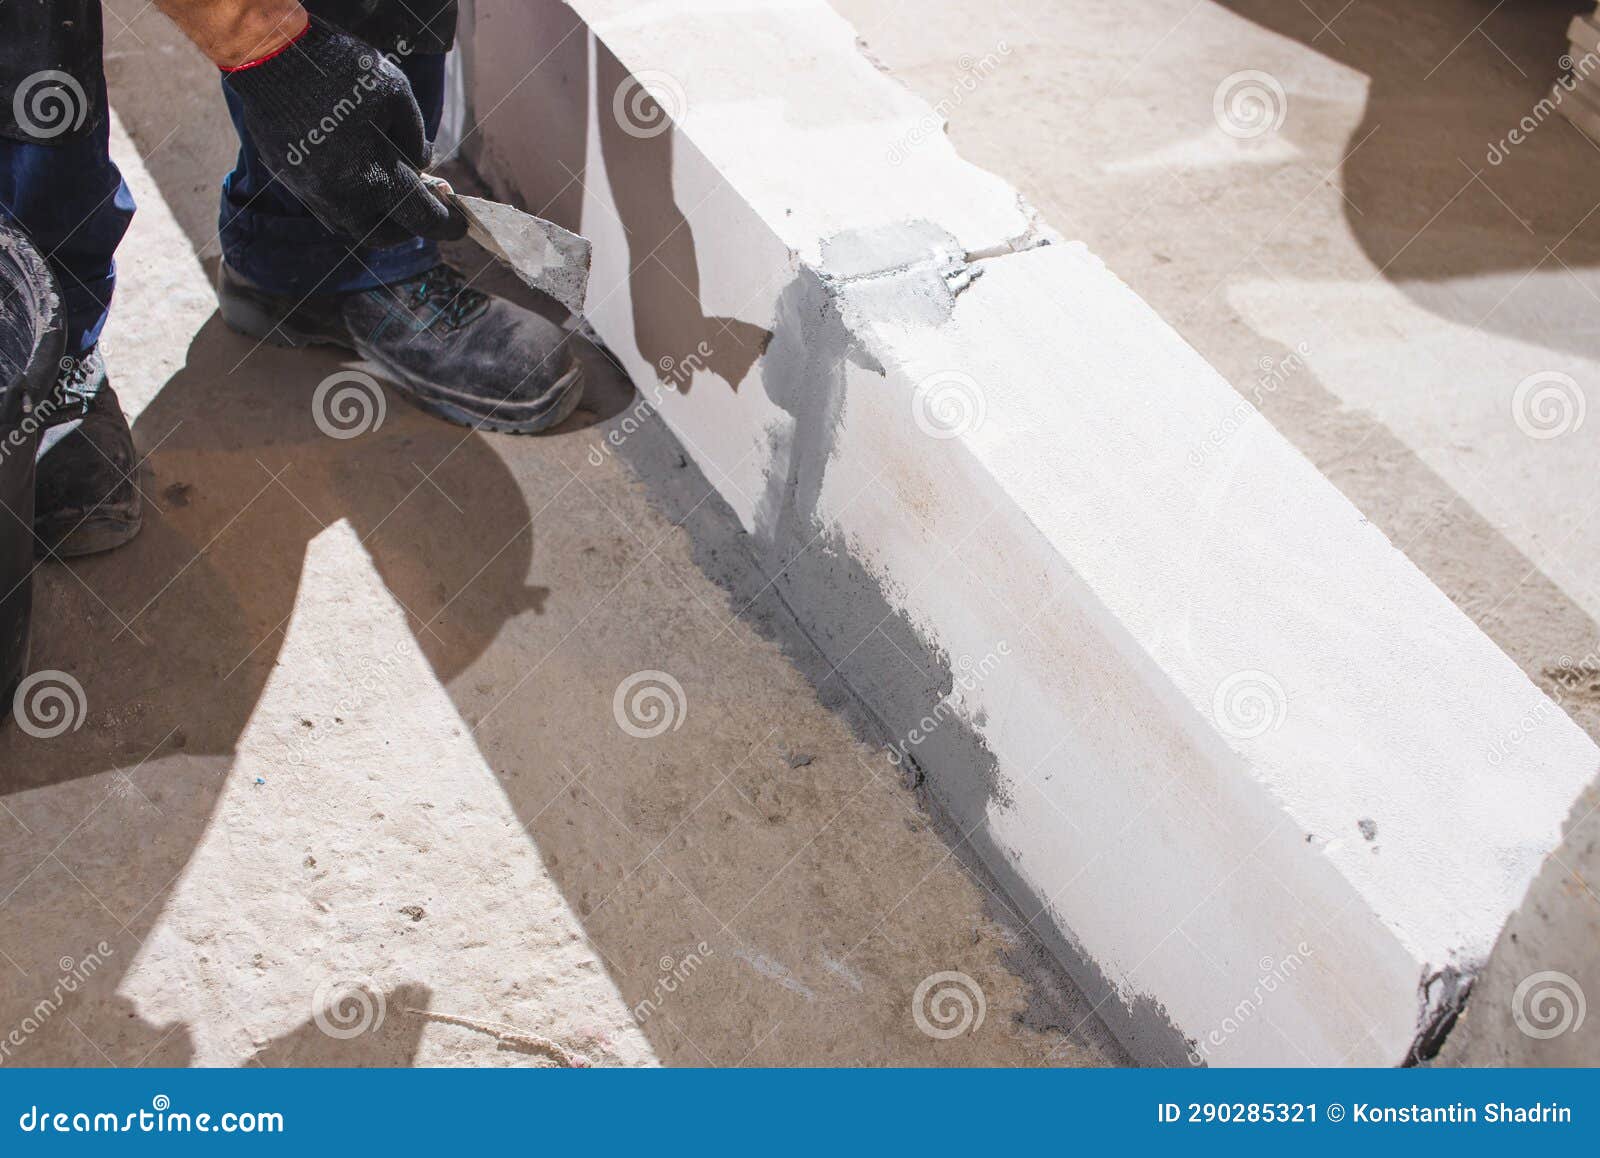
[0,53,446,357]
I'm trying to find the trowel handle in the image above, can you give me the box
[418,173,472,240]
[420,172,456,209]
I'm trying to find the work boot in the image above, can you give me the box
[33,346,144,558]
[216,262,585,434]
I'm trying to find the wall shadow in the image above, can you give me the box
[594,45,771,392]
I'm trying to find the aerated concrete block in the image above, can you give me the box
[460,0,1600,1065]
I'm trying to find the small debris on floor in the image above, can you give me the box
[405,1008,589,1067]
[1358,818,1378,842]
[399,905,427,922]
[162,481,193,507]
[786,750,814,768]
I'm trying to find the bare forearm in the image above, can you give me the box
[153,0,309,69]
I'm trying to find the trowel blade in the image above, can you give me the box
[423,176,591,315]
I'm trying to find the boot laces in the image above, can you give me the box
[34,346,105,427]
[404,266,489,332]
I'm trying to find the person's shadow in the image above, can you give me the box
[0,299,611,1064]
[1216,0,1600,361]
[0,0,762,1068]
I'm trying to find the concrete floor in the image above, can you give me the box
[831,0,1600,1063]
[8,0,1598,1069]
[0,4,1124,1067]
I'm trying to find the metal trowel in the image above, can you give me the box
[422,175,591,316]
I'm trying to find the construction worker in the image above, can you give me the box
[1,1,583,557]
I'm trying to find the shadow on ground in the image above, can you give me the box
[1218,0,1600,342]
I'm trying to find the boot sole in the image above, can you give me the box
[44,513,145,559]
[36,474,146,559]
[217,267,586,435]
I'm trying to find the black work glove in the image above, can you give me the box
[222,16,467,247]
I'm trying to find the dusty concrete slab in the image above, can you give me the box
[0,2,1122,1068]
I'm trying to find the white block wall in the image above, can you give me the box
[461,0,1600,1064]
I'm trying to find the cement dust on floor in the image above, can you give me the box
[829,0,1600,1063]
[0,4,1121,1068]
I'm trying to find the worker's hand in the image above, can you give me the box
[221,16,467,246]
